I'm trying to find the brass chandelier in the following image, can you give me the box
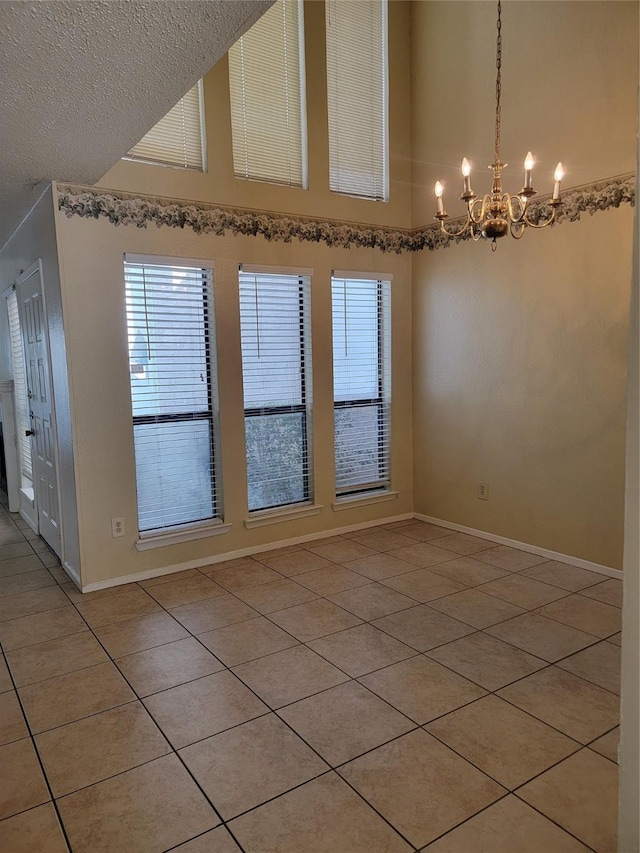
[434,1,563,248]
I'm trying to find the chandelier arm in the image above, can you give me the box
[468,195,489,225]
[439,213,474,239]
[521,205,559,229]
[509,220,526,239]
[506,194,527,224]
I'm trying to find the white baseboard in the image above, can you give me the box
[414,513,622,579]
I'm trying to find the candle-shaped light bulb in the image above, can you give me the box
[461,158,472,194]
[435,181,444,213]
[524,151,534,189]
[553,162,564,200]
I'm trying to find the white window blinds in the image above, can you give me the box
[228,0,307,188]
[239,269,312,511]
[124,82,205,171]
[326,0,389,200]
[124,257,220,532]
[6,291,32,485]
[332,275,391,495]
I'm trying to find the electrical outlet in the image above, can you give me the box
[478,482,489,501]
[111,517,125,538]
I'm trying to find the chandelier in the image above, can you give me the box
[434,1,563,249]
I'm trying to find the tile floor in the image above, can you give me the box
[0,501,622,852]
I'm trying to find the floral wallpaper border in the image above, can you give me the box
[58,173,635,255]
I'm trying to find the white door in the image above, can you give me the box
[16,261,61,557]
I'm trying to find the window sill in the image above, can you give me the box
[135,520,231,551]
[244,503,323,529]
[332,490,399,511]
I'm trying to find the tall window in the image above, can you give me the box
[228,0,307,187]
[239,268,312,511]
[124,257,220,532]
[124,82,205,171]
[332,274,391,496]
[325,0,388,200]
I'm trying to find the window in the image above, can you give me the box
[239,268,312,512]
[228,0,307,187]
[124,82,205,171]
[325,0,388,200]
[124,257,220,532]
[332,273,391,495]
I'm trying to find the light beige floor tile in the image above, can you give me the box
[307,539,378,563]
[538,594,621,638]
[57,754,219,853]
[348,529,419,552]
[93,611,190,658]
[0,738,50,819]
[556,641,621,694]
[170,594,258,634]
[480,574,568,609]
[232,578,318,614]
[143,669,268,749]
[279,680,415,766]
[396,522,450,542]
[0,542,37,563]
[426,631,547,691]
[0,606,87,651]
[486,612,598,662]
[47,565,71,585]
[204,562,282,591]
[229,772,412,852]
[522,560,603,591]
[433,532,495,556]
[589,727,619,763]
[172,826,241,852]
[427,588,526,629]
[0,555,48,579]
[180,713,328,819]
[308,623,416,677]
[343,552,416,581]
[387,542,458,569]
[497,666,619,743]
[328,582,416,620]
[0,585,69,622]
[35,701,171,796]
[7,632,108,687]
[359,655,486,724]
[426,695,578,789]
[74,588,161,628]
[232,645,349,708]
[60,581,139,604]
[294,565,370,596]
[256,550,335,576]
[37,552,59,569]
[197,616,298,666]
[339,728,504,848]
[19,661,135,733]
[0,656,12,692]
[0,528,26,546]
[116,637,224,697]
[475,546,547,571]
[580,578,623,608]
[138,569,202,588]
[268,598,362,641]
[0,803,69,853]
[0,690,28,745]
[427,556,511,586]
[0,569,55,598]
[373,604,475,651]
[423,794,590,852]
[382,569,467,602]
[608,631,622,646]
[518,749,618,853]
[146,574,226,608]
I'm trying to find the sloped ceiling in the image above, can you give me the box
[0,0,273,249]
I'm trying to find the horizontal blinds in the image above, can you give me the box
[239,271,311,511]
[6,291,32,483]
[229,0,307,187]
[332,277,391,494]
[125,82,204,170]
[124,259,219,531]
[326,0,388,200]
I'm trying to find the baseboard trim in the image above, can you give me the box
[413,513,622,579]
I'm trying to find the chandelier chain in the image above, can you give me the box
[495,0,502,162]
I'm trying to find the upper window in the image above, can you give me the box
[124,82,206,171]
[332,273,391,496]
[239,268,312,512]
[124,257,220,532]
[228,0,307,188]
[325,0,389,200]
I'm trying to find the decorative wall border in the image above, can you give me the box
[58,173,635,255]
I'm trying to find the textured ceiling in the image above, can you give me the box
[0,0,272,249]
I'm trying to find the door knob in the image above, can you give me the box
[25,429,34,436]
